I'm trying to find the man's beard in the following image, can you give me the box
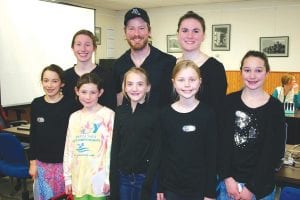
[127,36,148,50]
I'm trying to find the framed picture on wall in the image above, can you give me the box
[259,36,289,57]
[95,27,101,45]
[212,24,231,51]
[166,34,181,53]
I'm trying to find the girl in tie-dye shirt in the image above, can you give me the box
[63,73,114,200]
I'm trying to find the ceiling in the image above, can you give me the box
[53,0,252,11]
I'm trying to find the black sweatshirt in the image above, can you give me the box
[110,102,161,200]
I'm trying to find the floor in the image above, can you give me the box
[0,176,33,200]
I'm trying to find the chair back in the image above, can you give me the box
[280,186,300,200]
[0,133,28,165]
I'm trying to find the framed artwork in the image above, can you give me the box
[260,36,289,57]
[166,34,181,53]
[212,24,231,51]
[95,27,101,45]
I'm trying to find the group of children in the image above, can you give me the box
[28,12,286,200]
[29,51,285,200]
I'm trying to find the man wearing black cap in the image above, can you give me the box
[113,7,176,108]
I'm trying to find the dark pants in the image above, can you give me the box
[118,171,157,200]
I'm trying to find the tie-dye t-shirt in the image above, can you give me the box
[63,106,114,198]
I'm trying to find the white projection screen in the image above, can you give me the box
[0,0,95,106]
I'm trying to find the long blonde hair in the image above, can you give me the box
[122,67,151,102]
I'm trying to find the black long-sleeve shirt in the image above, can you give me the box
[110,102,161,200]
[197,57,227,121]
[219,90,286,198]
[29,96,73,163]
[196,57,227,172]
[158,102,217,198]
[63,64,116,111]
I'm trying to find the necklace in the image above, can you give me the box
[75,63,96,76]
[180,52,208,66]
[241,90,269,108]
[173,100,199,113]
[44,94,63,103]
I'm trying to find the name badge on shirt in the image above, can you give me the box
[36,117,45,123]
[182,125,196,133]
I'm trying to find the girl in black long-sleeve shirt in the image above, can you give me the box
[110,67,161,200]
[218,51,286,200]
[29,64,74,200]
[157,60,217,200]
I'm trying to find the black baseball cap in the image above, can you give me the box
[124,7,150,26]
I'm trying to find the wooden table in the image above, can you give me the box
[2,126,30,137]
[276,144,300,188]
[276,164,300,187]
[1,125,30,142]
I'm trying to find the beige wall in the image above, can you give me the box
[94,0,300,72]
[94,8,117,61]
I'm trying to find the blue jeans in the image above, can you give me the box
[217,181,275,200]
[118,171,157,200]
[164,190,203,200]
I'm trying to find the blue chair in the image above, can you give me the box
[0,132,30,200]
[280,186,300,200]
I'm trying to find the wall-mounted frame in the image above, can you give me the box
[259,36,289,57]
[95,27,101,45]
[166,34,181,53]
[212,24,231,51]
